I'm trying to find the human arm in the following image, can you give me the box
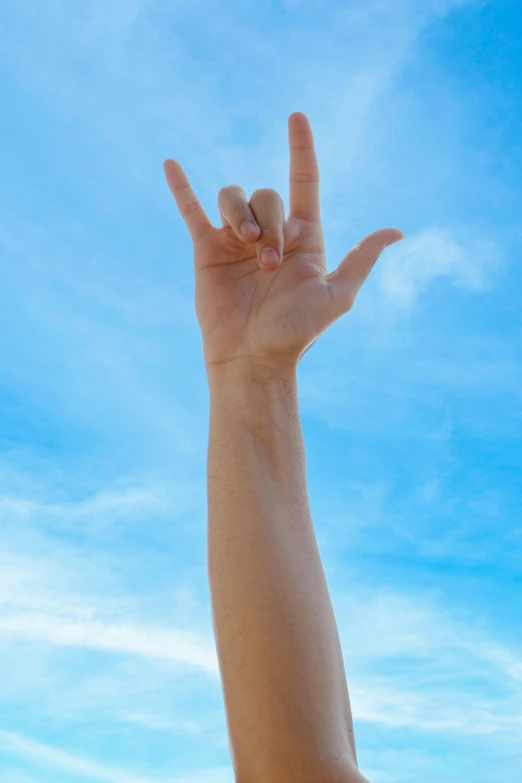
[206,355,370,783]
[163,111,402,783]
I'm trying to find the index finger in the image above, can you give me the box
[288,112,320,223]
[163,159,213,242]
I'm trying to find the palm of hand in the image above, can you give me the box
[164,112,403,370]
[194,215,329,368]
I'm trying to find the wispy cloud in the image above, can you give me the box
[351,678,522,734]
[0,613,218,673]
[0,729,233,783]
[0,729,162,783]
[120,713,209,734]
[336,586,522,738]
[0,481,188,536]
[376,227,499,310]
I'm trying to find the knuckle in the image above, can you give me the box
[219,183,241,195]
[218,185,252,227]
[218,184,246,204]
[250,187,282,204]
[184,201,200,215]
[290,170,319,183]
[250,189,285,235]
[217,185,229,200]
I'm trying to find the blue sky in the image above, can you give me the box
[0,0,521,781]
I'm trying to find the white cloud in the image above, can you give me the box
[335,587,522,737]
[0,488,217,673]
[0,612,218,673]
[376,227,499,309]
[0,729,234,783]
[0,481,186,536]
[338,587,522,680]
[121,713,209,734]
[0,729,161,783]
[350,679,522,734]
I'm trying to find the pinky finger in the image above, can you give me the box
[163,159,213,242]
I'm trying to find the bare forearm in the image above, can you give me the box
[206,359,363,783]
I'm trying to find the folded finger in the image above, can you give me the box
[249,188,286,268]
[218,185,261,242]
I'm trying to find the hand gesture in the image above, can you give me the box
[164,112,403,371]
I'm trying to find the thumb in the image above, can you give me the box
[326,227,404,316]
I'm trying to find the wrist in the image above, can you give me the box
[206,355,297,389]
[206,356,299,428]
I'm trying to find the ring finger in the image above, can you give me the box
[249,188,286,269]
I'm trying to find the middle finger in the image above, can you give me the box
[218,184,261,241]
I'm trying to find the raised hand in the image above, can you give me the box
[164,112,403,371]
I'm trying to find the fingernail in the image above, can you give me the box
[240,221,260,236]
[261,248,280,265]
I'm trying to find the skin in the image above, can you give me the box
[164,112,403,783]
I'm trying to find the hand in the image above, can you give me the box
[164,112,403,371]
